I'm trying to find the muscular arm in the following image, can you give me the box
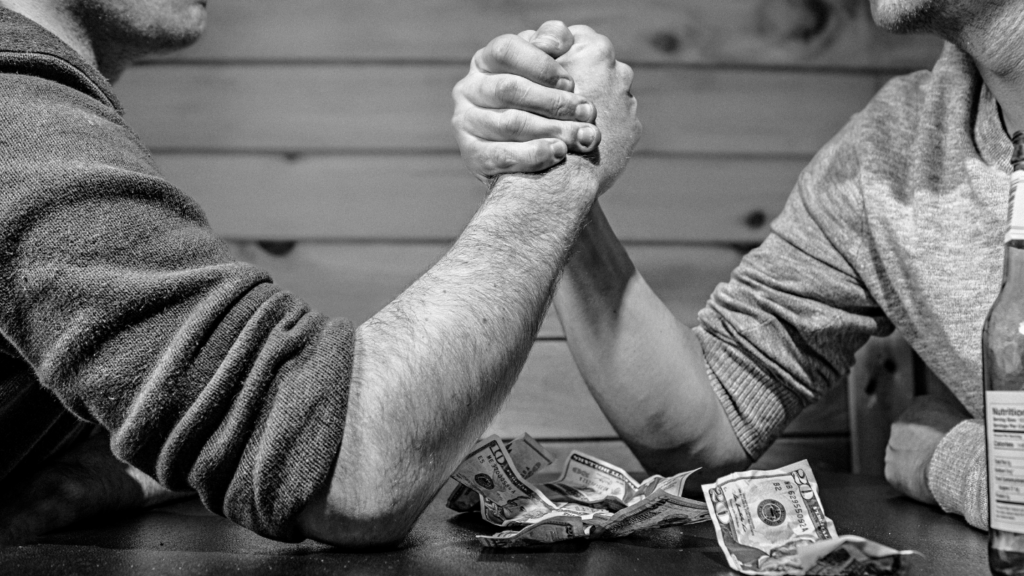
[452,22,748,484]
[0,19,626,546]
[553,204,750,485]
[297,160,599,546]
[298,23,641,546]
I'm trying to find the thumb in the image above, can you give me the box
[529,20,574,58]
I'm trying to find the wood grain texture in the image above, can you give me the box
[119,65,879,156]
[224,241,742,338]
[160,154,806,243]
[538,436,850,477]
[161,0,941,70]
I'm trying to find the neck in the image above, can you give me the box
[941,3,1024,136]
[0,0,130,82]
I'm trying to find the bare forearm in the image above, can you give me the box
[553,203,749,483]
[299,158,598,545]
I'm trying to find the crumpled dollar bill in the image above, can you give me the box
[448,434,708,547]
[702,460,918,575]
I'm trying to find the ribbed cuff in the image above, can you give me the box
[694,327,791,460]
[927,419,987,530]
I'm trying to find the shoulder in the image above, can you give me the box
[784,44,977,227]
[0,68,222,266]
[0,70,153,173]
[833,42,978,180]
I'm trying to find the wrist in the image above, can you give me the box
[490,155,599,208]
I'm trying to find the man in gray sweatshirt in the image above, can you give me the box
[0,2,636,544]
[451,4,1024,531]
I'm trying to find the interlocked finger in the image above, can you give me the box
[468,73,595,122]
[461,107,600,152]
[473,34,574,91]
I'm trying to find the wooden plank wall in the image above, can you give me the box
[114,0,943,474]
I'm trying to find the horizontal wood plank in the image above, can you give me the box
[164,0,941,71]
[224,241,742,338]
[532,436,849,478]
[119,65,880,156]
[485,341,849,440]
[487,342,617,439]
[162,154,806,243]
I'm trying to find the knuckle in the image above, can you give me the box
[493,76,523,104]
[480,154,499,175]
[550,92,577,119]
[492,148,518,172]
[594,36,614,60]
[470,47,488,71]
[498,110,528,138]
[488,34,520,65]
[451,77,469,100]
[621,62,634,83]
[450,112,466,132]
[526,145,545,167]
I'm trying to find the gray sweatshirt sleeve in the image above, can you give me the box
[694,115,893,459]
[0,73,353,541]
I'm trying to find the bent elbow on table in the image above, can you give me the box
[295,474,433,548]
[618,394,753,485]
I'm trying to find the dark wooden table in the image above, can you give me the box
[0,472,987,575]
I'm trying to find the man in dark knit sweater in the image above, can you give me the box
[0,2,637,545]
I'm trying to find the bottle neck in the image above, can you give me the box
[1007,168,1024,243]
[1004,240,1024,287]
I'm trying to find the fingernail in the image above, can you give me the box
[549,139,567,160]
[578,126,597,148]
[575,103,594,121]
[555,77,574,92]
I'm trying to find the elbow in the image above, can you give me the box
[626,421,753,482]
[296,483,426,548]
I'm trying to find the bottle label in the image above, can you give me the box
[987,390,1024,532]
[1006,169,1024,242]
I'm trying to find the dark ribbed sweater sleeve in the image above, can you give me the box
[0,73,353,541]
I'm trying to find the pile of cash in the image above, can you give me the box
[702,460,916,575]
[449,438,915,573]
[447,434,709,548]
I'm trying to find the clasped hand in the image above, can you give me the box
[452,21,641,193]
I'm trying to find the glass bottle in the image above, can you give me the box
[985,131,1024,575]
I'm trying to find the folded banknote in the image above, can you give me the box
[702,460,916,575]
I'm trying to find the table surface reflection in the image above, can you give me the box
[0,472,987,575]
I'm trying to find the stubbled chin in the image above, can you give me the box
[866,0,938,34]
